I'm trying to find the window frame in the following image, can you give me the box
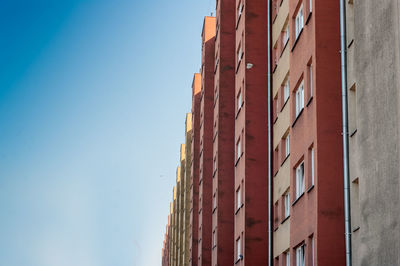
[285,135,290,158]
[236,187,242,211]
[296,244,306,266]
[295,4,304,39]
[284,79,290,104]
[296,161,305,199]
[295,81,305,117]
[236,237,242,261]
[284,191,290,218]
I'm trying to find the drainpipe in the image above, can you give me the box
[267,0,272,266]
[339,0,352,265]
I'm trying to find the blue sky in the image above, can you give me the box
[0,0,215,265]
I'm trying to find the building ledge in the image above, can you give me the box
[291,29,304,52]
[292,109,304,128]
[292,193,304,206]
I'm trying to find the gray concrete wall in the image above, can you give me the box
[349,0,400,265]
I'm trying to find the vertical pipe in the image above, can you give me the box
[267,0,272,265]
[339,0,352,265]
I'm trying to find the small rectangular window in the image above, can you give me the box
[237,187,241,210]
[237,90,242,113]
[237,45,243,65]
[284,79,290,103]
[236,237,242,261]
[296,244,305,266]
[213,193,217,211]
[285,135,290,158]
[295,81,305,117]
[236,139,242,161]
[311,148,314,186]
[237,2,244,24]
[285,251,290,266]
[296,162,305,198]
[213,230,217,248]
[283,24,289,46]
[284,191,290,218]
[295,5,304,39]
[213,156,217,174]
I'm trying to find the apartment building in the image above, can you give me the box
[346,0,400,265]
[198,16,216,266]
[162,217,170,266]
[189,73,201,266]
[272,0,345,265]
[234,0,269,265]
[183,114,193,265]
[162,1,400,265]
[212,0,235,265]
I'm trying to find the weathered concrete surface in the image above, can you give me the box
[351,0,400,265]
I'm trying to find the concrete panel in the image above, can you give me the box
[273,219,290,257]
[273,47,289,97]
[273,102,290,149]
[273,159,290,202]
[272,0,289,45]
[351,0,400,265]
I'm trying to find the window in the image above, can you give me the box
[284,191,290,218]
[213,193,217,211]
[296,162,305,198]
[295,81,305,117]
[236,237,242,261]
[285,135,290,158]
[213,230,217,248]
[213,156,217,174]
[237,45,243,65]
[237,139,242,161]
[237,90,242,113]
[309,64,313,98]
[296,244,305,266]
[295,5,304,39]
[285,251,290,266]
[309,0,312,13]
[283,24,289,46]
[311,148,314,186]
[237,2,244,24]
[237,187,242,210]
[284,79,290,103]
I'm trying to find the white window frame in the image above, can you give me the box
[213,193,217,210]
[237,46,243,65]
[237,139,242,161]
[237,187,242,210]
[295,5,304,39]
[283,24,289,46]
[284,79,290,103]
[311,148,315,186]
[237,90,242,113]
[296,162,305,199]
[310,0,312,13]
[237,2,244,24]
[213,230,217,248]
[236,237,242,261]
[213,156,217,173]
[285,135,290,158]
[284,192,290,218]
[286,251,290,266]
[295,81,305,117]
[296,244,305,266]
